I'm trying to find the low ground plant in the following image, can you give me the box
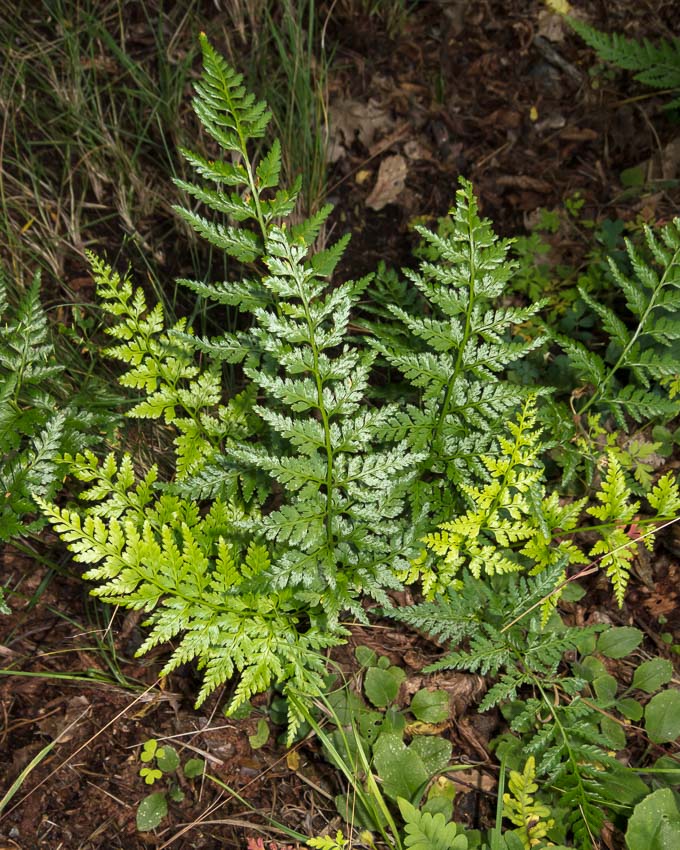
[4,34,678,848]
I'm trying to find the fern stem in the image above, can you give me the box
[433,203,478,449]
[294,263,335,553]
[533,678,597,848]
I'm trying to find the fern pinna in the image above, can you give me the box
[565,15,680,110]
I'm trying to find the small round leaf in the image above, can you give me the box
[136,792,168,832]
[183,758,205,779]
[155,745,180,773]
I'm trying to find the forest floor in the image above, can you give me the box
[1,1,679,848]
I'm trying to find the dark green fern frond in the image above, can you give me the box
[567,17,680,108]
[561,218,680,427]
[371,179,548,525]
[0,269,112,547]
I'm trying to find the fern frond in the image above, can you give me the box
[502,756,555,850]
[565,218,680,426]
[370,179,548,523]
[397,798,468,850]
[567,17,680,100]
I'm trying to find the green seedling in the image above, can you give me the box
[136,738,204,832]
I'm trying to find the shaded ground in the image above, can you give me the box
[2,1,680,848]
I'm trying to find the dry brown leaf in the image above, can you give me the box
[328,98,395,162]
[537,9,567,42]
[365,154,407,210]
[36,694,90,743]
[404,139,432,161]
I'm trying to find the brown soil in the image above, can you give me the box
[2,2,679,848]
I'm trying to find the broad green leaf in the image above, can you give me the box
[364,665,406,708]
[593,674,618,705]
[355,645,378,667]
[626,788,680,850]
[183,758,205,778]
[598,763,648,806]
[136,792,168,832]
[598,627,643,659]
[410,735,452,776]
[600,716,627,751]
[410,689,450,724]
[248,717,270,749]
[632,659,673,694]
[645,690,680,743]
[373,734,428,801]
[618,697,644,722]
[576,655,607,682]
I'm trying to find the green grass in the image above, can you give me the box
[0,0,209,306]
[0,0,333,306]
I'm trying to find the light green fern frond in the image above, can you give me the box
[397,798,468,850]
[502,757,555,850]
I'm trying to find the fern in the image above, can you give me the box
[35,36,680,763]
[39,39,423,726]
[370,181,548,522]
[559,218,680,427]
[397,798,469,850]
[399,566,643,848]
[567,17,680,109]
[36,453,340,738]
[408,397,680,605]
[502,757,554,850]
[0,270,111,546]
